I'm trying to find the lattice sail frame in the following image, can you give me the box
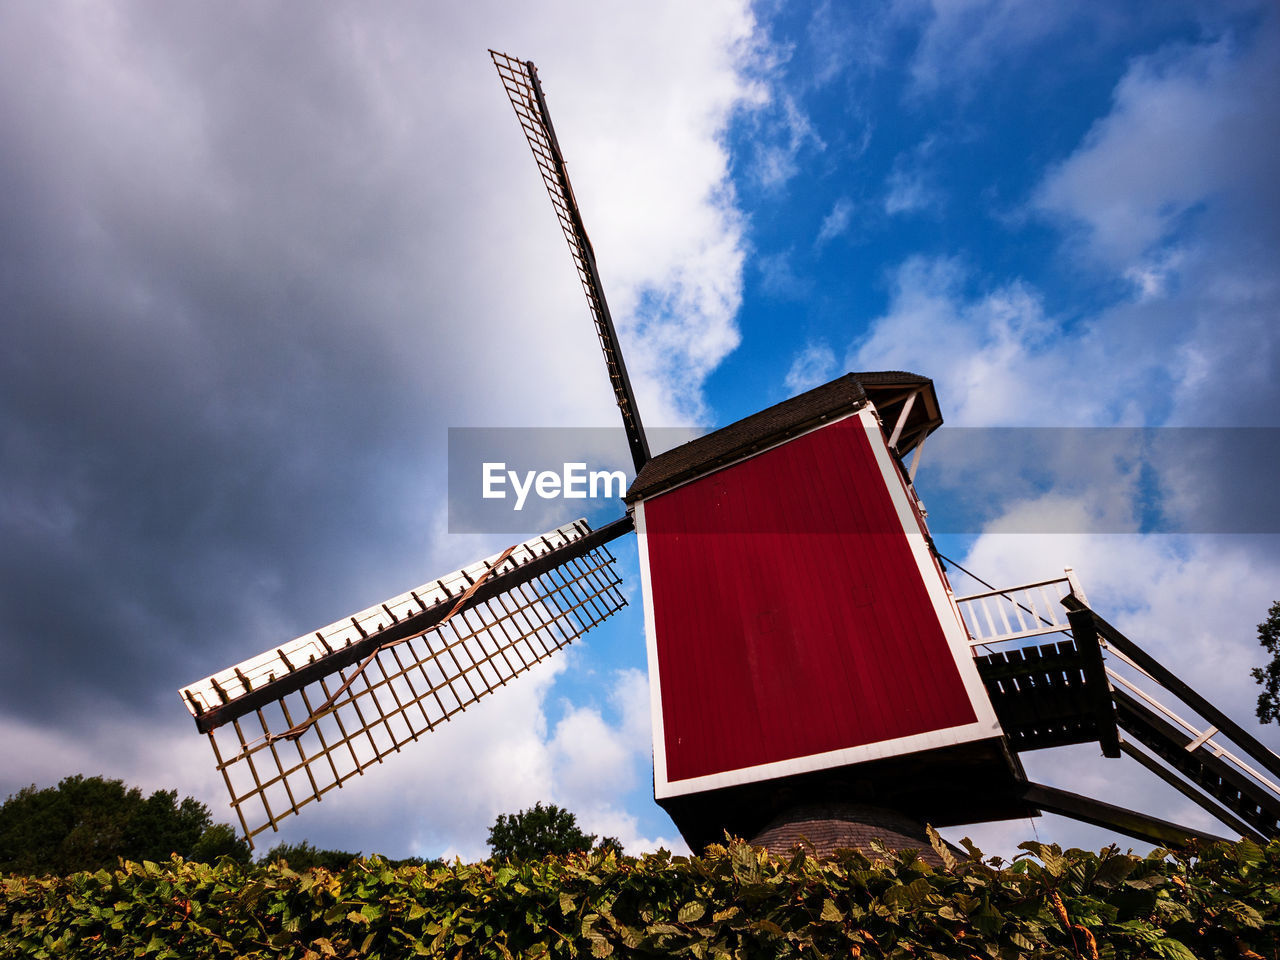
[179,518,628,844]
[489,49,650,473]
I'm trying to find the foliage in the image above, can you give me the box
[487,802,599,862]
[1252,600,1280,723]
[383,855,446,870]
[0,775,242,875]
[3,835,1279,959]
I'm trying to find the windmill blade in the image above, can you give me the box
[490,50,651,475]
[180,516,631,844]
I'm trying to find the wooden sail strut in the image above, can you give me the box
[270,545,518,743]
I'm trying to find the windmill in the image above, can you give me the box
[179,52,1280,856]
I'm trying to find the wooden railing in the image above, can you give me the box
[954,568,1087,647]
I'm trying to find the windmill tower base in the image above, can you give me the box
[749,802,946,865]
[657,739,1030,857]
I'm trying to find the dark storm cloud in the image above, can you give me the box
[0,2,764,867]
[0,4,491,728]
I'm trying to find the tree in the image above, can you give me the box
[487,802,598,862]
[189,823,252,864]
[0,774,243,874]
[595,835,625,857]
[258,840,360,871]
[1252,600,1280,723]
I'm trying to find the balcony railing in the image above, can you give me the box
[954,568,1087,647]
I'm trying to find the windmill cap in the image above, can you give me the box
[624,371,941,503]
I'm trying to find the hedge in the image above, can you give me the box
[3,832,1278,958]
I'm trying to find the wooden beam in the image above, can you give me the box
[1112,688,1280,835]
[1062,598,1280,782]
[1118,740,1267,844]
[1018,781,1230,848]
[887,390,919,449]
[1067,608,1121,758]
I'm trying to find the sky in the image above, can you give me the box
[2,1,1278,862]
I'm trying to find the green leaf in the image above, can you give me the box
[820,899,843,922]
[1040,847,1066,877]
[752,919,784,938]
[1151,937,1197,960]
[1008,931,1036,950]
[1091,853,1137,887]
[677,901,706,923]
[1229,901,1265,928]
[926,826,957,871]
[1236,838,1265,867]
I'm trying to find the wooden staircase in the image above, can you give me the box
[957,573,1280,845]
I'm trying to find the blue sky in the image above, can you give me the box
[1,1,1277,861]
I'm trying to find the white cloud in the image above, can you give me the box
[848,257,1098,426]
[547,668,689,856]
[562,669,689,855]
[784,342,838,395]
[1029,18,1280,427]
[747,94,827,190]
[0,714,227,808]
[884,168,939,216]
[757,249,812,300]
[899,0,1083,97]
[883,137,943,216]
[1036,26,1280,270]
[551,704,636,802]
[842,13,1280,434]
[1123,248,1185,302]
[806,0,892,85]
[815,196,855,246]
[0,0,765,432]
[611,666,654,751]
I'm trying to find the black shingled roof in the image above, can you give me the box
[625,371,939,503]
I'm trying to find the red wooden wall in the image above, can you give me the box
[641,414,979,788]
